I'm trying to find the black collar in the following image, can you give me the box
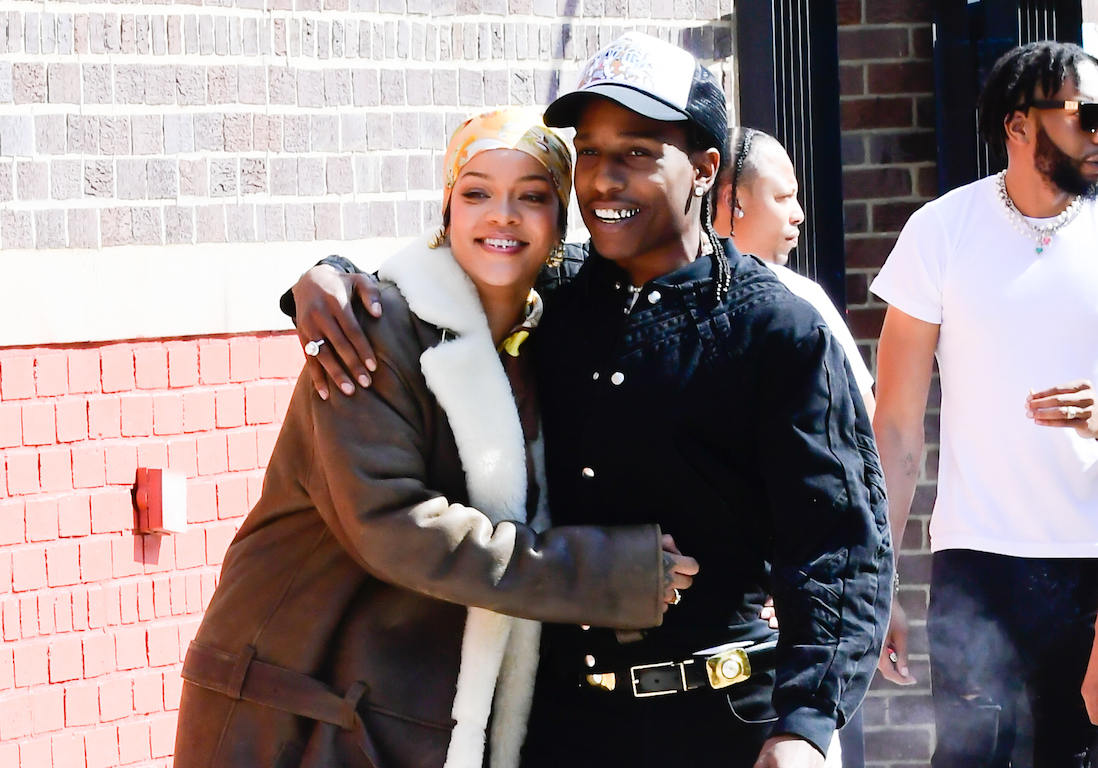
[578,239,742,297]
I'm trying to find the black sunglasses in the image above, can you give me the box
[1025,99,1098,133]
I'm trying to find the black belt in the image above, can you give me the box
[585,639,778,698]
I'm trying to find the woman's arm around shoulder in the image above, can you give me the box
[285,289,667,630]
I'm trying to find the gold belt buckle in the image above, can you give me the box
[585,672,616,692]
[704,646,752,689]
[629,660,689,697]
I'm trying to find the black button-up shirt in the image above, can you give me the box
[532,242,892,753]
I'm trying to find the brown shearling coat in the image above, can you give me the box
[173,240,664,768]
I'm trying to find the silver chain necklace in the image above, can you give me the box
[996,170,1083,254]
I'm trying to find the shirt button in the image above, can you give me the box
[647,290,661,304]
[614,282,622,290]
[581,624,591,631]
[582,467,595,478]
[610,372,625,386]
[584,655,596,668]
[592,372,600,380]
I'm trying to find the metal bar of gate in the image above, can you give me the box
[736,0,846,308]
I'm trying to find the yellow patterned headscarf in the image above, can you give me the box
[441,107,573,223]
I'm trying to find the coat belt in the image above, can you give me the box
[182,641,384,768]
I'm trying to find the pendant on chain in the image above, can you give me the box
[996,171,1082,255]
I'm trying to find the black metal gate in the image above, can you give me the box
[736,0,847,309]
[933,0,1083,193]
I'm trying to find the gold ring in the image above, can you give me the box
[670,588,682,606]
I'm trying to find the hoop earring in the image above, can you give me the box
[428,226,447,249]
[545,241,566,268]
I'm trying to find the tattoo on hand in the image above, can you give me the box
[663,551,675,590]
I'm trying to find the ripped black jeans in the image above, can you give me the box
[928,550,1098,768]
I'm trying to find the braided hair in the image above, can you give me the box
[685,121,732,303]
[978,41,1097,158]
[724,127,764,236]
[729,127,755,234]
[699,190,730,303]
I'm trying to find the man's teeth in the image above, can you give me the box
[594,208,639,222]
[484,238,521,248]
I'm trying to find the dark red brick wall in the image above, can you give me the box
[838,0,939,765]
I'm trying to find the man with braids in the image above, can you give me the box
[715,125,876,768]
[871,41,1098,767]
[285,33,891,768]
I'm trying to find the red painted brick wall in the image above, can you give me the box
[0,334,303,767]
[838,0,938,765]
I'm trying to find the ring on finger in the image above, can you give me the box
[1065,405,1081,419]
[304,339,327,357]
[670,588,682,606]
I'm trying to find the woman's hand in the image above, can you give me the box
[293,265,384,400]
[760,596,779,629]
[1026,380,1098,439]
[660,534,699,611]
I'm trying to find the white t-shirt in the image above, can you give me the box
[769,263,875,398]
[871,174,1098,558]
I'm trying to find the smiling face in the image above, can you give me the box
[717,140,805,265]
[1031,60,1098,197]
[446,148,562,296]
[572,98,717,284]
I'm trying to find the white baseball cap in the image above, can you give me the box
[544,32,726,150]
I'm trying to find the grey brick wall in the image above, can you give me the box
[0,2,735,252]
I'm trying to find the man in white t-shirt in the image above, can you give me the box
[871,41,1098,767]
[714,127,870,768]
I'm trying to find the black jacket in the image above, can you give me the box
[283,240,892,754]
[529,241,891,753]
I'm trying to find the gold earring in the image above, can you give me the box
[546,241,566,268]
[428,226,447,249]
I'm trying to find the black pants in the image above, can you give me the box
[928,550,1098,768]
[520,668,775,768]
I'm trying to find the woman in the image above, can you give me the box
[174,108,696,768]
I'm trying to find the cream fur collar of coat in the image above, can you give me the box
[378,236,549,768]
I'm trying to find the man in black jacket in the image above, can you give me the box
[284,32,891,768]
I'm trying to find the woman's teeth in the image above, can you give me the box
[484,238,521,248]
[594,208,639,222]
